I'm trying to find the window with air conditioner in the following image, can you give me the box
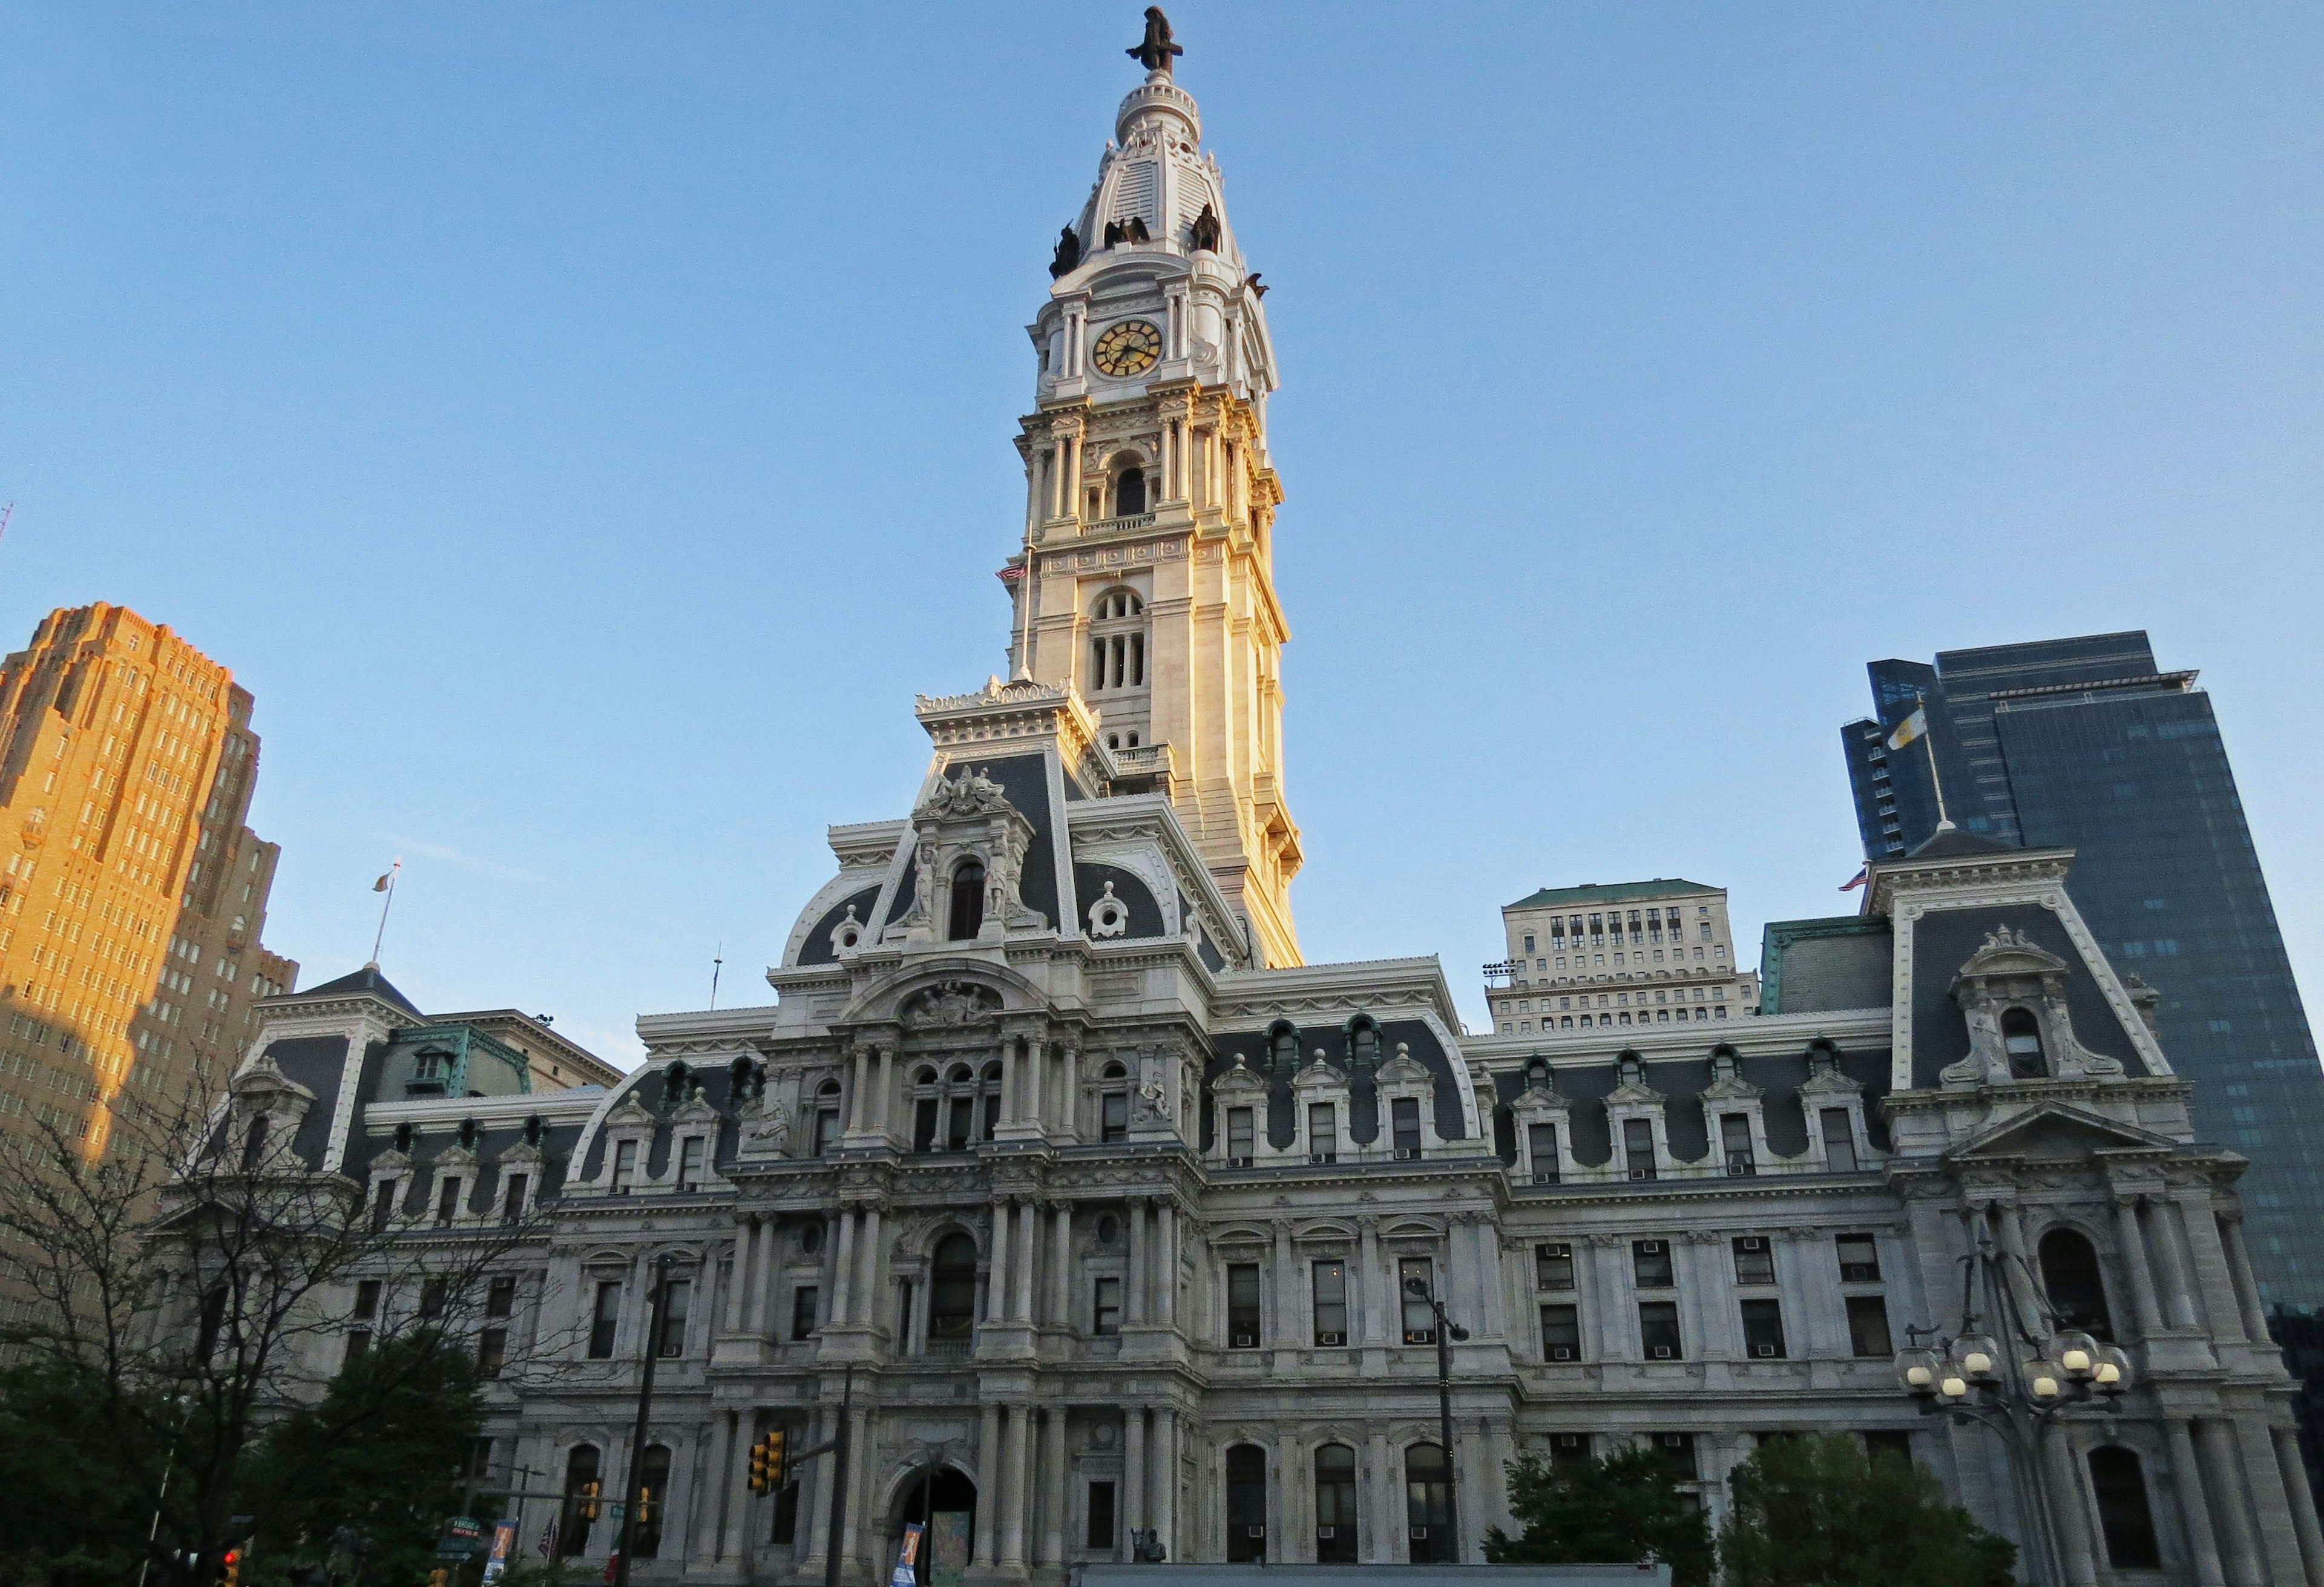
[1739,1297,1785,1358]
[1400,1257,1437,1344]
[677,1135,705,1193]
[1226,1106,1255,1166]
[1311,1260,1348,1346]
[1836,1234,1882,1283]
[655,1279,690,1358]
[1638,1301,1682,1360]
[1820,1107,1859,1172]
[1732,1236,1775,1286]
[1307,1101,1336,1164]
[1527,1122,1560,1183]
[1548,1433,1590,1473]
[1227,1263,1261,1348]
[611,1140,637,1195]
[1101,1091,1129,1143]
[1391,1097,1422,1158]
[1721,1113,1754,1175]
[1653,1431,1698,1479]
[1094,1276,1123,1338]
[1632,1240,1674,1288]
[1623,1117,1656,1180]
[1535,1242,1575,1290]
[1540,1303,1580,1361]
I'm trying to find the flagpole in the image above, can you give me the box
[710,944,723,1010]
[1917,692,1953,830]
[369,860,401,968]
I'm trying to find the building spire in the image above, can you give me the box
[1125,7,1183,77]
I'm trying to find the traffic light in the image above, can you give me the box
[637,1488,654,1525]
[579,1480,601,1522]
[217,1549,242,1587]
[747,1436,770,1494]
[427,1571,447,1587]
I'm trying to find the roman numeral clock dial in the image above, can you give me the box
[1092,319,1162,378]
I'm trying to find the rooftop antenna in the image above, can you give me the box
[709,942,724,1010]
[367,859,401,968]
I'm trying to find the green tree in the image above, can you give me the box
[0,1358,161,1587]
[1486,1447,1716,1587]
[1719,1433,2016,1587]
[238,1333,488,1586]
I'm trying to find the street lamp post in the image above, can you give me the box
[1893,1234,2132,1587]
[1403,1275,1473,1563]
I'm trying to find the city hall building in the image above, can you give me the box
[215,19,2323,1587]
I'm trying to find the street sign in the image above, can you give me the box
[447,1518,484,1542]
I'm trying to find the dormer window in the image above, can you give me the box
[2002,1009,2046,1077]
[611,1140,638,1195]
[240,1114,269,1171]
[948,860,986,940]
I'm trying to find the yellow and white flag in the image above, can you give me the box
[1886,707,1928,752]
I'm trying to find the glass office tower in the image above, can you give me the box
[1842,632,2324,1309]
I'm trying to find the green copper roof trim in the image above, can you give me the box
[1758,915,1889,1015]
[392,1020,534,1096]
[1505,878,1720,911]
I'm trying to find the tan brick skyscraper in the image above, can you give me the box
[0,603,297,1155]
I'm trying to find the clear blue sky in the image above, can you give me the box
[5,4,2320,1068]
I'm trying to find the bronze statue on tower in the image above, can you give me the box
[1126,7,1183,76]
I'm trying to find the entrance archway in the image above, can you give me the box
[891,1464,977,1587]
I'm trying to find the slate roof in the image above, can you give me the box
[294,964,423,1016]
[1905,823,2018,860]
[1506,878,1719,910]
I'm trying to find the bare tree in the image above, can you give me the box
[0,1068,554,1578]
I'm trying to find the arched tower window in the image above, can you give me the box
[1086,588,1147,696]
[1224,1444,1267,1561]
[929,1234,979,1341]
[1114,464,1147,517]
[2001,1008,2046,1078]
[948,860,986,940]
[2038,1227,2115,1342]
[2087,1447,2161,1567]
[1314,1443,1359,1562]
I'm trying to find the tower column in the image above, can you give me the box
[988,1197,1014,1324]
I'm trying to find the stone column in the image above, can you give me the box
[1001,1405,1031,1568]
[1014,1200,1039,1322]
[2178,1195,2248,1343]
[2270,1425,2324,1587]
[2200,1418,2266,1587]
[1051,1201,1074,1326]
[974,1401,1000,1568]
[1024,1037,1046,1129]
[848,1047,869,1132]
[1040,1407,1068,1566]
[2221,1217,2278,1343]
[2233,1416,2309,1584]
[724,1220,752,1333]
[1154,1407,1178,1560]
[1273,1220,1299,1347]
[1157,1201,1178,1331]
[805,1404,836,1572]
[1591,1237,1629,1361]
[1357,1218,1386,1347]
[2145,1198,2201,1330]
[2040,1427,2099,1587]
[1369,1430,1397,1564]
[1123,1410,1147,1560]
[1126,1199,1147,1327]
[856,1206,884,1329]
[829,1208,857,1327]
[2165,1418,2228,1587]
[701,1410,735,1560]
[2110,1197,2166,1339]
[987,1198,1013,1324]
[841,1397,873,1571]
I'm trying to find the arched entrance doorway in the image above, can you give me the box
[891,1465,976,1587]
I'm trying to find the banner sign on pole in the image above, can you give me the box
[891,1522,924,1587]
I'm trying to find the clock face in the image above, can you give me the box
[1092,320,1163,378]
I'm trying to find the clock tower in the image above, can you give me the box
[1004,14,1304,968]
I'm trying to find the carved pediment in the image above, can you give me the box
[1291,1050,1348,1089]
[1374,1043,1432,1087]
[1946,1102,2179,1163]
[1210,1053,1269,1099]
[1956,924,2072,982]
[918,764,1016,821]
[900,980,1003,1030]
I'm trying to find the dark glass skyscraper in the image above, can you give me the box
[1842,632,2324,1307]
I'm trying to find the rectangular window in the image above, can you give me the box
[1391,1097,1422,1155]
[478,1327,508,1376]
[1226,1107,1255,1162]
[1623,1117,1656,1180]
[1540,1303,1580,1361]
[947,1096,974,1152]
[1739,1298,1786,1358]
[656,1280,690,1357]
[1863,1430,1914,1467]
[1820,1108,1857,1173]
[419,1278,448,1321]
[1087,1481,1117,1550]
[791,1285,819,1341]
[1312,1260,1348,1346]
[678,1137,705,1193]
[486,1276,517,1319]
[353,1279,381,1322]
[1308,1102,1336,1162]
[1638,1301,1682,1359]
[1535,1242,1575,1290]
[1653,1431,1698,1479]
[1632,1240,1674,1289]
[813,1105,839,1156]
[612,1140,638,1194]
[436,1175,462,1225]
[1399,1257,1436,1344]
[1094,1276,1123,1337]
[1227,1263,1262,1347]
[1720,1114,1754,1175]
[1732,1237,1774,1287]
[1528,1122,1559,1182]
[1548,1433,1590,1473]
[914,1097,938,1152]
[1846,1295,1894,1358]
[1101,1092,1129,1143]
[344,1327,371,1364]
[589,1280,622,1359]
[501,1172,528,1223]
[1837,1234,1882,1283]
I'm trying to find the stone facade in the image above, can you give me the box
[1487,878,1759,1038]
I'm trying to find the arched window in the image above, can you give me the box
[913,1065,990,1154]
[2087,1447,2161,1568]
[1404,1444,1454,1562]
[1099,1062,1129,1143]
[1115,466,1147,517]
[929,1234,979,1341]
[1225,1444,1267,1561]
[813,1079,842,1157]
[560,1445,601,1556]
[1269,1025,1300,1073]
[1315,1443,1359,1562]
[634,1444,673,1557]
[2002,1008,2046,1078]
[2038,1228,2115,1342]
[1348,1017,1380,1068]
[1087,588,1147,694]
[948,860,986,940]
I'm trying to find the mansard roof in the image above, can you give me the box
[293,962,422,1016]
[1506,878,1719,911]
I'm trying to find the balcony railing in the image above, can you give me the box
[1085,512,1156,534]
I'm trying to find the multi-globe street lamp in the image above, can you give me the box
[1894,1234,2132,1587]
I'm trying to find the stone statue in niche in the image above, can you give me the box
[1049,225,1082,279]
[1945,922,2127,1086]
[741,1096,793,1158]
[1189,203,1221,253]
